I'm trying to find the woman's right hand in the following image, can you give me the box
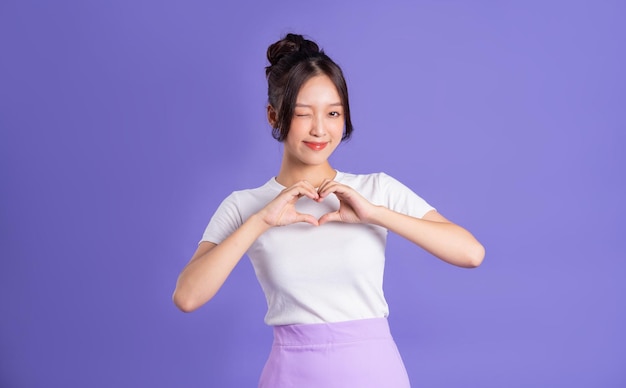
[174,181,320,312]
[257,180,320,227]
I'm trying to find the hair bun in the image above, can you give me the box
[266,33,320,67]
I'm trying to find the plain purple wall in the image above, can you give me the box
[1,1,624,387]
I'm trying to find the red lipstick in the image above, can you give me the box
[304,142,328,151]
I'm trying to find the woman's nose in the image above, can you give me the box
[310,116,326,137]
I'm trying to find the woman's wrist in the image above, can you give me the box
[365,205,389,226]
[249,212,274,233]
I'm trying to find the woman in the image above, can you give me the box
[173,33,484,387]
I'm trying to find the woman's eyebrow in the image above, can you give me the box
[295,102,343,107]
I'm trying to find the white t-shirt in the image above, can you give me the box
[201,171,435,326]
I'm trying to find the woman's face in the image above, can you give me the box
[282,75,345,168]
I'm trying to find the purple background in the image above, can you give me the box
[1,1,624,387]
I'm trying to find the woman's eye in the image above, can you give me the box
[329,111,342,117]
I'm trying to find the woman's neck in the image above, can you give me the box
[276,162,337,188]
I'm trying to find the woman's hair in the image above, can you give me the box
[265,33,353,142]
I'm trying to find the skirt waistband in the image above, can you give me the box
[272,317,392,346]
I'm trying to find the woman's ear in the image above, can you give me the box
[267,105,278,128]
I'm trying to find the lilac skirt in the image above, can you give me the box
[258,318,411,388]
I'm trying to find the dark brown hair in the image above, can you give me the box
[265,33,353,142]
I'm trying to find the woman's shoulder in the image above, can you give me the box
[219,177,280,205]
[338,170,397,186]
[212,177,280,219]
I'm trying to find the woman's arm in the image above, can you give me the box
[370,208,484,268]
[172,214,271,312]
[317,180,485,268]
[172,181,321,312]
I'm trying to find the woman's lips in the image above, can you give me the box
[304,142,328,151]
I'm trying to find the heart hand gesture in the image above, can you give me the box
[258,179,377,227]
[258,181,321,227]
[316,179,376,225]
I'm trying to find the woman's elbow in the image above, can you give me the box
[172,289,204,313]
[464,242,485,268]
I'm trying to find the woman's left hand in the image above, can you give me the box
[316,179,377,225]
[315,178,485,267]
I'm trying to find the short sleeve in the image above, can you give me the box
[378,173,435,219]
[200,193,243,245]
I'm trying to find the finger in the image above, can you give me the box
[318,182,348,199]
[318,211,342,225]
[301,180,318,191]
[298,180,321,199]
[295,212,319,226]
[316,180,335,197]
[284,182,319,200]
[317,178,334,193]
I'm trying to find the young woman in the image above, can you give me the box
[173,33,484,387]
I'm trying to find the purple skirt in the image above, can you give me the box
[258,318,411,388]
